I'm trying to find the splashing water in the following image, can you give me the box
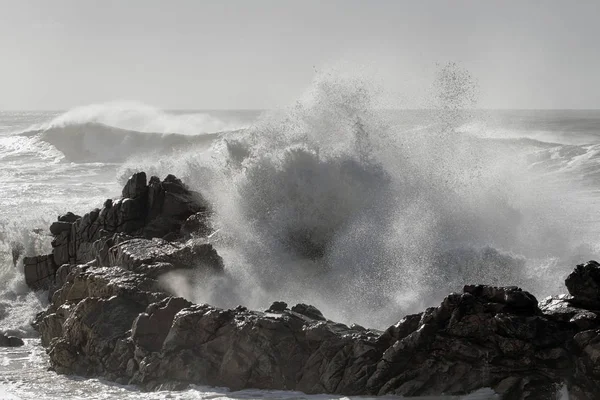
[123,65,600,328]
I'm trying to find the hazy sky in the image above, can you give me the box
[1,0,599,110]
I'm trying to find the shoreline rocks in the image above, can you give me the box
[23,172,217,295]
[20,172,600,399]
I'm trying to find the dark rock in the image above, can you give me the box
[50,221,73,236]
[132,297,192,352]
[122,172,148,199]
[540,294,600,331]
[58,212,81,223]
[23,254,57,290]
[48,295,145,376]
[0,333,24,347]
[566,260,600,308]
[463,284,539,312]
[34,262,575,398]
[291,303,326,321]
[266,301,288,313]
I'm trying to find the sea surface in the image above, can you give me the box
[1,90,595,398]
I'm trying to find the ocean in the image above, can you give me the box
[0,84,595,398]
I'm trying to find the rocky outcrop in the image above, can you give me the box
[33,265,592,399]
[22,173,600,399]
[23,172,214,294]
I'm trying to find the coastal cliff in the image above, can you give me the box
[20,172,600,399]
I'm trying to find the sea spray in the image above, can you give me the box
[115,65,600,328]
[1,66,597,330]
[0,221,51,337]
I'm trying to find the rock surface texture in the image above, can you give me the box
[22,173,600,399]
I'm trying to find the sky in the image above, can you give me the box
[0,0,599,110]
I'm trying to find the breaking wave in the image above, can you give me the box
[25,122,220,163]
[123,66,600,328]
[16,102,249,163]
[3,66,600,331]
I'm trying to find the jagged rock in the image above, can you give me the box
[0,333,24,347]
[266,301,288,313]
[132,297,193,352]
[566,261,600,308]
[122,171,148,199]
[540,295,600,331]
[180,211,212,238]
[58,212,81,223]
[24,172,213,294]
[463,284,539,311]
[571,329,600,399]
[23,254,57,290]
[48,296,145,376]
[50,221,73,236]
[132,303,380,394]
[38,261,168,349]
[291,303,326,321]
[107,238,223,277]
[33,263,577,398]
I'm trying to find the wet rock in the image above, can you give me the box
[540,294,600,331]
[35,267,577,398]
[566,261,600,308]
[0,333,24,347]
[122,171,148,199]
[58,212,81,223]
[291,303,326,321]
[108,238,223,277]
[23,254,57,290]
[48,295,145,376]
[50,221,73,236]
[266,301,288,313]
[180,211,212,238]
[132,297,193,352]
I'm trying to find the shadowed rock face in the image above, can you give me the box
[0,333,24,347]
[20,173,600,399]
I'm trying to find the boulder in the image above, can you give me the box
[122,171,148,199]
[107,238,223,277]
[180,211,212,238]
[566,261,600,308]
[0,333,24,347]
[23,254,57,290]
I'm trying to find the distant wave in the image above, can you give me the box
[37,101,250,135]
[11,102,254,162]
[20,122,224,163]
[480,136,563,148]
